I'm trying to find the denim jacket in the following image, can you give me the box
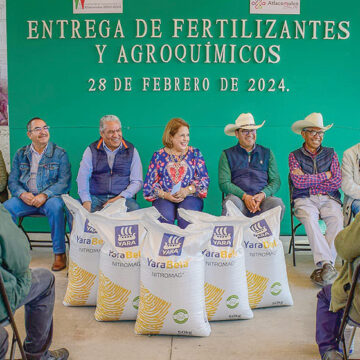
[8,141,71,199]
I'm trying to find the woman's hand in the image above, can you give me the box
[166,193,183,203]
[158,189,183,203]
[173,187,189,201]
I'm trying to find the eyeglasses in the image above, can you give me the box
[304,129,324,137]
[29,126,50,133]
[239,129,256,135]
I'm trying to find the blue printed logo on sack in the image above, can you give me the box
[159,234,185,256]
[211,226,234,247]
[250,219,272,239]
[84,219,97,234]
[115,225,139,247]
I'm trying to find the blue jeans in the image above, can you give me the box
[3,196,66,254]
[0,268,55,360]
[153,196,204,229]
[222,194,285,220]
[352,199,360,216]
[90,194,140,213]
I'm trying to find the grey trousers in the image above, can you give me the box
[222,193,285,220]
[0,268,55,360]
[294,195,343,266]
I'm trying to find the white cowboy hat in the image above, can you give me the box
[291,113,333,135]
[224,113,265,136]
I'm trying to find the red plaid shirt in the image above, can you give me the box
[289,147,341,195]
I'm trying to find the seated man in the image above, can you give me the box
[289,112,343,287]
[4,117,71,271]
[315,212,360,360]
[219,113,285,219]
[0,203,69,360]
[77,115,143,212]
[341,143,360,226]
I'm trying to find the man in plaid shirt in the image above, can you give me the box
[289,113,343,287]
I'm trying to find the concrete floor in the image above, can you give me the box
[5,236,359,360]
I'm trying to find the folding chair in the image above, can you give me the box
[337,261,360,360]
[18,213,70,250]
[0,273,26,360]
[288,175,311,266]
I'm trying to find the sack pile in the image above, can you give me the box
[62,195,293,337]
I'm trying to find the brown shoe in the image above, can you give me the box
[52,253,67,271]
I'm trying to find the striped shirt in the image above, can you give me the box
[27,144,47,194]
[288,148,341,195]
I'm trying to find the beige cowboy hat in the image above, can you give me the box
[224,113,265,136]
[291,113,333,135]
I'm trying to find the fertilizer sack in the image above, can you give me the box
[179,209,253,321]
[225,202,293,309]
[88,207,160,321]
[62,195,127,306]
[135,221,213,336]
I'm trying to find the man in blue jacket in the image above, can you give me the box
[219,113,285,219]
[4,117,71,271]
[0,204,69,360]
[77,114,143,213]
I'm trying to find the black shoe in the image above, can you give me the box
[45,348,69,360]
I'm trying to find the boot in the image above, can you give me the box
[51,253,67,271]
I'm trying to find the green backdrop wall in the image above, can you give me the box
[6,0,360,234]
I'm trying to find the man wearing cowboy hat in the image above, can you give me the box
[289,112,343,287]
[219,113,285,218]
[341,143,360,226]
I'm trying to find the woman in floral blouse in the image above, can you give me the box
[143,118,209,228]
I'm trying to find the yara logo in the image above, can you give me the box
[211,226,234,247]
[159,233,185,256]
[250,219,272,239]
[84,219,97,234]
[115,225,139,247]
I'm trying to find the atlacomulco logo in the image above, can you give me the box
[251,0,300,9]
[251,0,266,9]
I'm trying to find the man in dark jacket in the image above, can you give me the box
[219,113,285,219]
[0,204,69,360]
[76,115,143,213]
[289,113,343,287]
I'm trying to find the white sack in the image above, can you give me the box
[179,209,253,321]
[88,207,160,321]
[62,195,127,306]
[225,201,293,309]
[135,221,213,336]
